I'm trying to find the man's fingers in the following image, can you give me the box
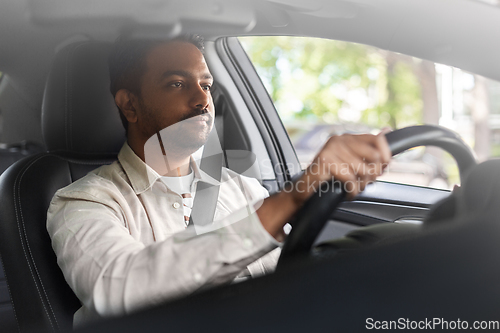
[331,143,367,176]
[325,135,387,177]
[315,153,358,185]
[302,132,393,201]
[379,127,392,135]
[319,147,373,197]
[376,131,392,165]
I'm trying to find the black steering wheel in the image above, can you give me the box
[278,125,476,266]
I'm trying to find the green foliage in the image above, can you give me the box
[239,36,423,129]
[491,143,500,157]
[364,62,423,129]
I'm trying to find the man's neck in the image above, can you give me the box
[162,160,191,177]
[127,138,192,177]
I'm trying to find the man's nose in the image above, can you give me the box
[191,85,210,109]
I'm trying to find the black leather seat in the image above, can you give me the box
[0,141,44,176]
[0,41,125,332]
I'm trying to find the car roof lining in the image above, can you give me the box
[1,0,499,78]
[0,0,499,144]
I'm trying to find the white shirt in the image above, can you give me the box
[160,170,194,226]
[46,143,281,326]
[160,170,194,195]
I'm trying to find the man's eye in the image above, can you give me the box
[202,85,212,91]
[171,82,183,88]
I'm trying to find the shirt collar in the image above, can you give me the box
[118,143,220,195]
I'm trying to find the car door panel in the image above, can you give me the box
[337,181,449,224]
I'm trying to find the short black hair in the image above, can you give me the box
[108,34,205,133]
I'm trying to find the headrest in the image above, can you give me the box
[424,159,500,226]
[42,41,126,154]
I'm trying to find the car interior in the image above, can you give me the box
[1,0,500,332]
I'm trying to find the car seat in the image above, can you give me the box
[0,141,45,176]
[0,41,125,333]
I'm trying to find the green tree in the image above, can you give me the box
[240,36,423,129]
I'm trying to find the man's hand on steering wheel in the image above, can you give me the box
[292,132,392,204]
[257,131,391,242]
[277,125,476,264]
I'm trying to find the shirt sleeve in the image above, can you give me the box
[234,174,283,248]
[47,183,278,321]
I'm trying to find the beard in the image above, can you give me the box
[139,100,214,158]
[158,113,214,156]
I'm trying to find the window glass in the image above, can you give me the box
[240,36,500,190]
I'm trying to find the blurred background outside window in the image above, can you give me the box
[240,37,500,190]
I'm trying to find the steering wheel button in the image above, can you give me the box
[173,202,180,209]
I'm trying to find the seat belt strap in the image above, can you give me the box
[189,127,223,227]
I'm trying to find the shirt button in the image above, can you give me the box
[244,238,253,248]
[173,202,180,209]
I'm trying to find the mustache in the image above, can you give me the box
[180,108,213,123]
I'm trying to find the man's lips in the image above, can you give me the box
[183,115,212,127]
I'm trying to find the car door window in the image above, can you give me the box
[240,36,500,190]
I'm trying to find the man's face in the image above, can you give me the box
[135,41,215,155]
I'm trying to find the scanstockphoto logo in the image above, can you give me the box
[144,119,265,235]
[366,318,500,330]
[143,117,385,235]
[259,157,387,183]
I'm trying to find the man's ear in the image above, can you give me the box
[115,89,138,123]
